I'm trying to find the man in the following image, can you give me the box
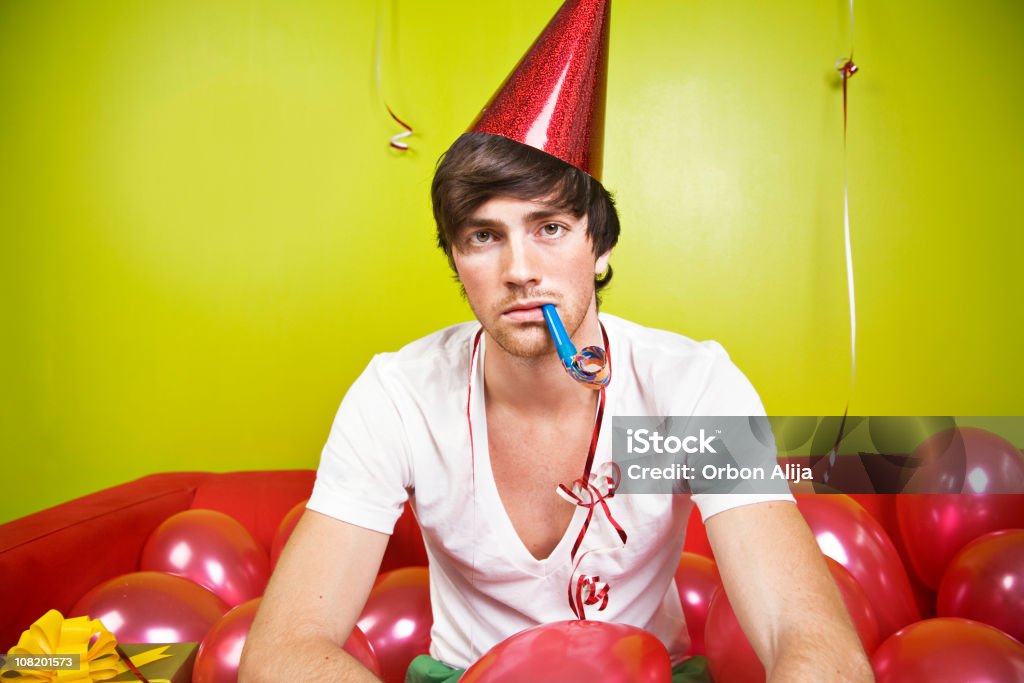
[241,1,873,681]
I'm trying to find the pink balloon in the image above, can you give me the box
[797,494,919,639]
[897,494,1024,590]
[906,427,1024,494]
[357,567,432,683]
[704,558,880,683]
[141,509,270,607]
[938,529,1024,643]
[192,597,382,682]
[673,552,721,656]
[871,618,1024,683]
[193,598,262,683]
[461,620,671,683]
[270,499,307,568]
[71,571,229,643]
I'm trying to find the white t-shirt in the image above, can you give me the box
[307,313,794,668]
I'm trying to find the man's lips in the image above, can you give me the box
[501,303,551,323]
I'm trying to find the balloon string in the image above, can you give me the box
[375,1,413,151]
[840,0,857,395]
[826,1,858,482]
[848,0,856,56]
[839,64,857,394]
[843,170,856,387]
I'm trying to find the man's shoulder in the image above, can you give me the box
[600,312,763,414]
[369,321,479,389]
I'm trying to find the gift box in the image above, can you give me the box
[3,610,198,683]
[107,643,197,683]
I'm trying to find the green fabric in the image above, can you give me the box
[406,653,712,683]
[669,656,712,682]
[405,656,463,683]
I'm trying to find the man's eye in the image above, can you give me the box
[470,231,492,244]
[541,224,565,236]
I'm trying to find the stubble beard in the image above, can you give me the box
[474,291,592,362]
[487,321,552,359]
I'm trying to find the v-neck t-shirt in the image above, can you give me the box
[307,313,795,668]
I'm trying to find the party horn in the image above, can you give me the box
[541,304,609,389]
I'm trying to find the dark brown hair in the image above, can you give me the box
[431,132,619,294]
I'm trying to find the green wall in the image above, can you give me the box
[2,0,1021,522]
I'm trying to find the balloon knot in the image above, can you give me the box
[836,58,859,80]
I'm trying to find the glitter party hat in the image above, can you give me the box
[469,0,611,180]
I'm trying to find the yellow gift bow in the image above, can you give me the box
[7,610,173,682]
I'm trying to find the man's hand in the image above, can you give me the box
[705,500,874,682]
[239,510,390,682]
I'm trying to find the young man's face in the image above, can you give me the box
[452,195,611,359]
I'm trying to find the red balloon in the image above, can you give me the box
[797,494,919,639]
[704,558,880,683]
[356,567,432,683]
[704,585,760,683]
[193,597,381,682]
[827,559,881,654]
[683,506,714,559]
[379,503,428,574]
[938,529,1024,643]
[673,552,721,656]
[848,494,937,618]
[871,618,1024,683]
[897,494,1024,590]
[846,494,889,530]
[141,509,270,607]
[906,427,1024,494]
[342,623,383,678]
[461,620,671,683]
[270,499,307,568]
[71,571,229,643]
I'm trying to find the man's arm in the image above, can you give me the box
[239,509,389,683]
[704,500,874,682]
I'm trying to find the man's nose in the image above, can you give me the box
[501,235,541,288]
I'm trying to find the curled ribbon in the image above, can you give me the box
[561,346,610,389]
[375,3,413,151]
[385,104,413,151]
[7,609,171,682]
[556,461,627,559]
[570,551,610,620]
[556,462,628,619]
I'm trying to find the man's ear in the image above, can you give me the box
[595,250,612,276]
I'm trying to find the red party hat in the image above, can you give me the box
[469,0,611,180]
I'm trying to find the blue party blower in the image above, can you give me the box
[542,304,578,368]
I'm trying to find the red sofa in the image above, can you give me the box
[0,470,426,649]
